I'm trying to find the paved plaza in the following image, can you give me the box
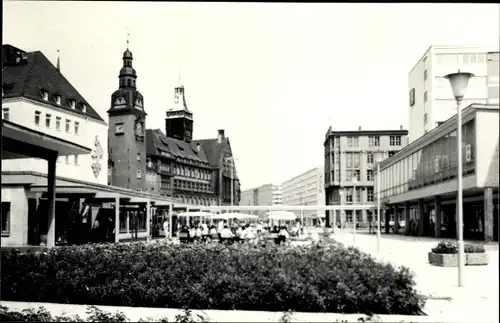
[334,230,499,323]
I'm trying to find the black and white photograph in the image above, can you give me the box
[1,1,499,322]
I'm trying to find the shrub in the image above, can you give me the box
[431,241,486,254]
[1,242,426,315]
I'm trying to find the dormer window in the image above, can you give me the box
[81,104,87,113]
[69,100,76,109]
[41,90,49,101]
[55,95,61,105]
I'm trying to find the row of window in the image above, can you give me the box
[378,119,476,198]
[57,155,80,165]
[174,179,211,192]
[174,166,212,180]
[343,135,401,147]
[343,187,375,203]
[435,53,488,66]
[40,90,87,113]
[176,195,217,206]
[33,110,79,134]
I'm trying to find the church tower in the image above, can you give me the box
[165,79,193,142]
[107,39,147,191]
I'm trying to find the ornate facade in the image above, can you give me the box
[108,46,241,206]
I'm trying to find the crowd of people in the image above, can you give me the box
[164,219,308,245]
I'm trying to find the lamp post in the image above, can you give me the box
[352,178,358,245]
[375,154,383,253]
[445,70,473,288]
[225,157,237,212]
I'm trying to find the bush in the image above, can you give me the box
[1,242,425,315]
[431,241,486,254]
[0,305,207,322]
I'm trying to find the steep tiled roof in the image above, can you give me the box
[195,138,230,167]
[146,128,210,165]
[2,44,105,122]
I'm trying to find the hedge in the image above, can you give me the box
[431,241,486,254]
[1,242,426,315]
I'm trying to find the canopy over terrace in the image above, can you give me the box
[17,174,180,243]
[2,120,92,247]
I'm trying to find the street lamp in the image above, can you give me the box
[375,154,383,253]
[225,157,238,212]
[352,177,358,245]
[445,70,473,288]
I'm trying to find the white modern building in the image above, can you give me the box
[408,45,499,143]
[272,184,283,205]
[281,166,325,224]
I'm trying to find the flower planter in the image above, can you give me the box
[428,252,489,267]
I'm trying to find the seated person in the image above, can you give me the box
[189,226,196,240]
[178,225,190,243]
[194,226,203,242]
[276,226,289,244]
[256,221,263,235]
[243,224,255,241]
[220,225,234,239]
[235,226,243,241]
[209,225,217,235]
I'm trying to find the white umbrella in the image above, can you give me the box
[210,212,258,220]
[177,211,215,217]
[267,211,297,221]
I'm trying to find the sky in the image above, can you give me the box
[3,2,499,190]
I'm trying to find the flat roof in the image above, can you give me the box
[379,103,499,170]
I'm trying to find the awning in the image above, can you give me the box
[2,120,91,159]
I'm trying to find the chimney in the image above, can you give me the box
[358,126,362,131]
[217,129,225,143]
[400,125,403,130]
[196,143,200,152]
[56,49,60,71]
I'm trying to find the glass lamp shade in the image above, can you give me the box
[445,71,474,100]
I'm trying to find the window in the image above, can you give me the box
[127,79,132,87]
[347,136,359,147]
[346,153,353,167]
[65,119,71,133]
[424,69,427,81]
[409,88,415,106]
[2,107,9,121]
[74,121,79,135]
[137,153,141,161]
[346,211,353,223]
[356,211,362,222]
[345,189,353,203]
[74,155,79,165]
[390,135,401,146]
[1,202,11,235]
[35,111,41,125]
[353,153,360,168]
[367,152,374,164]
[42,91,48,101]
[55,95,61,105]
[56,117,61,130]
[369,136,380,147]
[367,170,373,181]
[115,123,124,134]
[424,113,428,124]
[424,91,428,102]
[137,170,142,179]
[367,187,374,202]
[45,114,51,128]
[345,170,352,181]
[69,100,76,109]
[353,170,360,181]
[81,104,87,113]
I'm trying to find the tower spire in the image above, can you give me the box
[56,49,60,71]
[126,26,130,49]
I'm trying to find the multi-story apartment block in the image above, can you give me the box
[408,45,499,143]
[281,167,325,224]
[272,184,283,205]
[323,126,409,227]
[487,52,499,105]
[239,183,275,217]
